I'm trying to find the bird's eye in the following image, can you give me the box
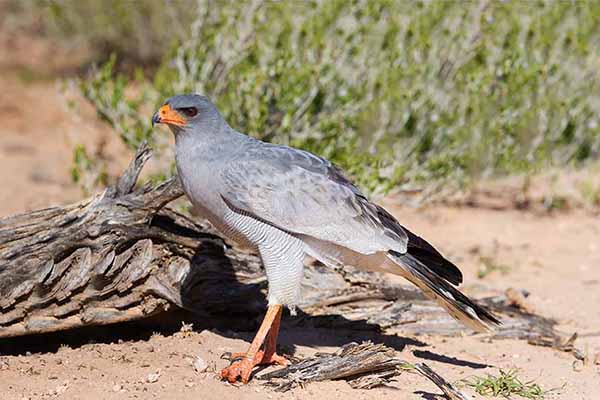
[179,107,198,118]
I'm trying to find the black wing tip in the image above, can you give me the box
[390,223,463,285]
[389,248,463,286]
[407,247,463,285]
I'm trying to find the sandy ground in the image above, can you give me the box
[0,26,599,400]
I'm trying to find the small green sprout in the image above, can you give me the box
[463,369,547,399]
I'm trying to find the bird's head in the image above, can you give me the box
[152,94,220,133]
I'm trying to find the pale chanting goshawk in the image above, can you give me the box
[152,94,500,383]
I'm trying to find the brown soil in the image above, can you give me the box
[0,24,598,400]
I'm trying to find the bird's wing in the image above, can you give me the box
[219,144,408,255]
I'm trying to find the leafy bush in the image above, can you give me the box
[43,0,196,66]
[69,1,600,199]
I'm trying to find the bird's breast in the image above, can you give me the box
[174,141,258,249]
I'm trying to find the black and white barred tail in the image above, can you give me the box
[387,251,500,332]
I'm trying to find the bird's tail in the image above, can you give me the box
[386,251,500,332]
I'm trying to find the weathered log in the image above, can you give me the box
[0,144,567,354]
[259,341,411,391]
[0,143,260,338]
[259,341,471,399]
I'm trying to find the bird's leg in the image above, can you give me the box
[260,305,287,365]
[226,307,286,364]
[220,304,288,384]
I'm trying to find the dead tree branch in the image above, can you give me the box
[259,342,471,399]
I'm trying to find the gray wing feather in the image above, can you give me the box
[219,145,407,255]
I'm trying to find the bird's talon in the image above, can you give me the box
[221,358,254,384]
[220,350,289,383]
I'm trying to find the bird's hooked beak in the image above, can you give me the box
[152,104,186,127]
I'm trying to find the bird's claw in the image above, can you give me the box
[221,351,247,364]
[221,357,254,384]
[220,350,289,383]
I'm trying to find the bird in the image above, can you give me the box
[152,94,500,384]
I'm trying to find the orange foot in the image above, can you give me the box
[221,350,289,384]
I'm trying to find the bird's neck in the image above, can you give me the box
[174,123,252,164]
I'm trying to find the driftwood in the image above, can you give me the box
[259,341,412,391]
[259,341,471,399]
[0,144,572,395]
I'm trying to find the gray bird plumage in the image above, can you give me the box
[157,94,500,332]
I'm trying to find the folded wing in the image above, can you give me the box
[220,144,407,255]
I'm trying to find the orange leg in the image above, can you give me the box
[221,305,289,384]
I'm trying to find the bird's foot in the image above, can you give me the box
[221,350,289,383]
[221,357,254,384]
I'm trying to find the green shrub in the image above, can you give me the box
[66,1,600,199]
[43,0,196,66]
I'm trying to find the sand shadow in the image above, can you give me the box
[0,311,189,356]
[413,391,446,400]
[412,349,490,369]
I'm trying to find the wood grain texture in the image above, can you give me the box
[259,341,471,398]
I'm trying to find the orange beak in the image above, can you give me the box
[152,104,186,126]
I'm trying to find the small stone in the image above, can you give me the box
[193,357,208,373]
[573,359,584,372]
[112,384,122,392]
[146,371,161,383]
[185,380,195,388]
[594,353,600,365]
